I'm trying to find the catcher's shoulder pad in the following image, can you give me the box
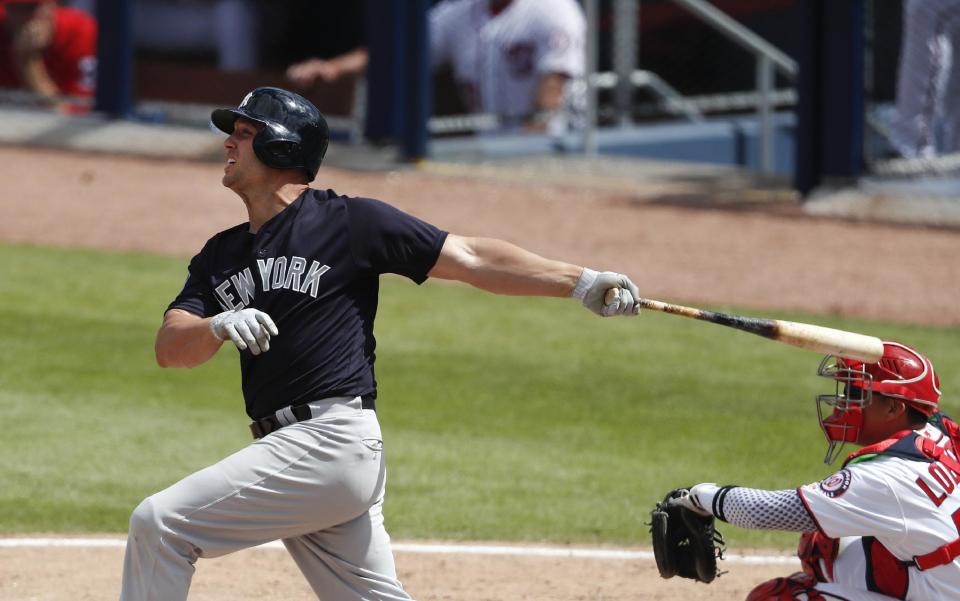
[649,488,726,584]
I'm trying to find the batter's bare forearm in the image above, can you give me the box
[155,309,224,368]
[430,235,582,297]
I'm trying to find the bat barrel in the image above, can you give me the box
[637,298,884,363]
[773,321,884,363]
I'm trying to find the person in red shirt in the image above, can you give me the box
[0,0,96,113]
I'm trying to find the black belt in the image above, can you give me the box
[250,395,375,439]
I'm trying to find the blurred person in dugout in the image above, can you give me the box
[285,0,586,135]
[0,0,96,114]
[889,0,960,159]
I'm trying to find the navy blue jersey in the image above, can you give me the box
[167,189,448,419]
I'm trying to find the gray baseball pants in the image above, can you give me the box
[119,396,413,601]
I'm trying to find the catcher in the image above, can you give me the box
[653,341,960,600]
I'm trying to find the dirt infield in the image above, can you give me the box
[1,538,794,600]
[1,146,958,325]
[1,144,958,600]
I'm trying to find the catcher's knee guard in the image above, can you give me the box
[797,531,838,582]
[746,573,826,601]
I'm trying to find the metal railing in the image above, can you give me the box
[592,70,705,122]
[583,0,798,173]
[633,88,797,118]
[670,0,796,77]
[671,0,796,172]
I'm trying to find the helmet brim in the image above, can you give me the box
[210,108,265,135]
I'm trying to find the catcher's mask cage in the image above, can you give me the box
[816,341,941,464]
[211,87,329,182]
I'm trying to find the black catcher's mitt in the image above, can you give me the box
[649,488,725,583]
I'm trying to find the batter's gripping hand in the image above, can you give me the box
[571,268,641,317]
[210,308,279,355]
[649,488,725,583]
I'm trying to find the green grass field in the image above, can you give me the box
[1,243,957,549]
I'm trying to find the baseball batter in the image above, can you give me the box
[429,0,586,132]
[118,86,641,601]
[672,341,960,600]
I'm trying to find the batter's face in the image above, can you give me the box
[222,118,270,191]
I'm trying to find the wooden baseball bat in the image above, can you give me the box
[604,290,884,362]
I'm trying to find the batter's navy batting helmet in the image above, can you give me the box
[211,87,329,182]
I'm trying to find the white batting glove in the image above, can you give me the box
[571,268,641,317]
[209,308,279,355]
[668,483,721,517]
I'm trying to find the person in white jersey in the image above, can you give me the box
[671,340,960,601]
[286,0,586,134]
[429,0,586,133]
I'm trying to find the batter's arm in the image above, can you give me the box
[428,234,582,297]
[155,309,224,368]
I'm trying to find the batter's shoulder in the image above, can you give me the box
[207,222,251,242]
[301,188,355,216]
[194,222,252,256]
[342,195,391,208]
[308,187,349,204]
[304,188,402,216]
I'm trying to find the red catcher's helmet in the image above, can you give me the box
[815,341,941,464]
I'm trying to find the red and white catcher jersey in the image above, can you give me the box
[799,424,960,600]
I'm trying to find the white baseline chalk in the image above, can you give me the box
[0,537,798,565]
